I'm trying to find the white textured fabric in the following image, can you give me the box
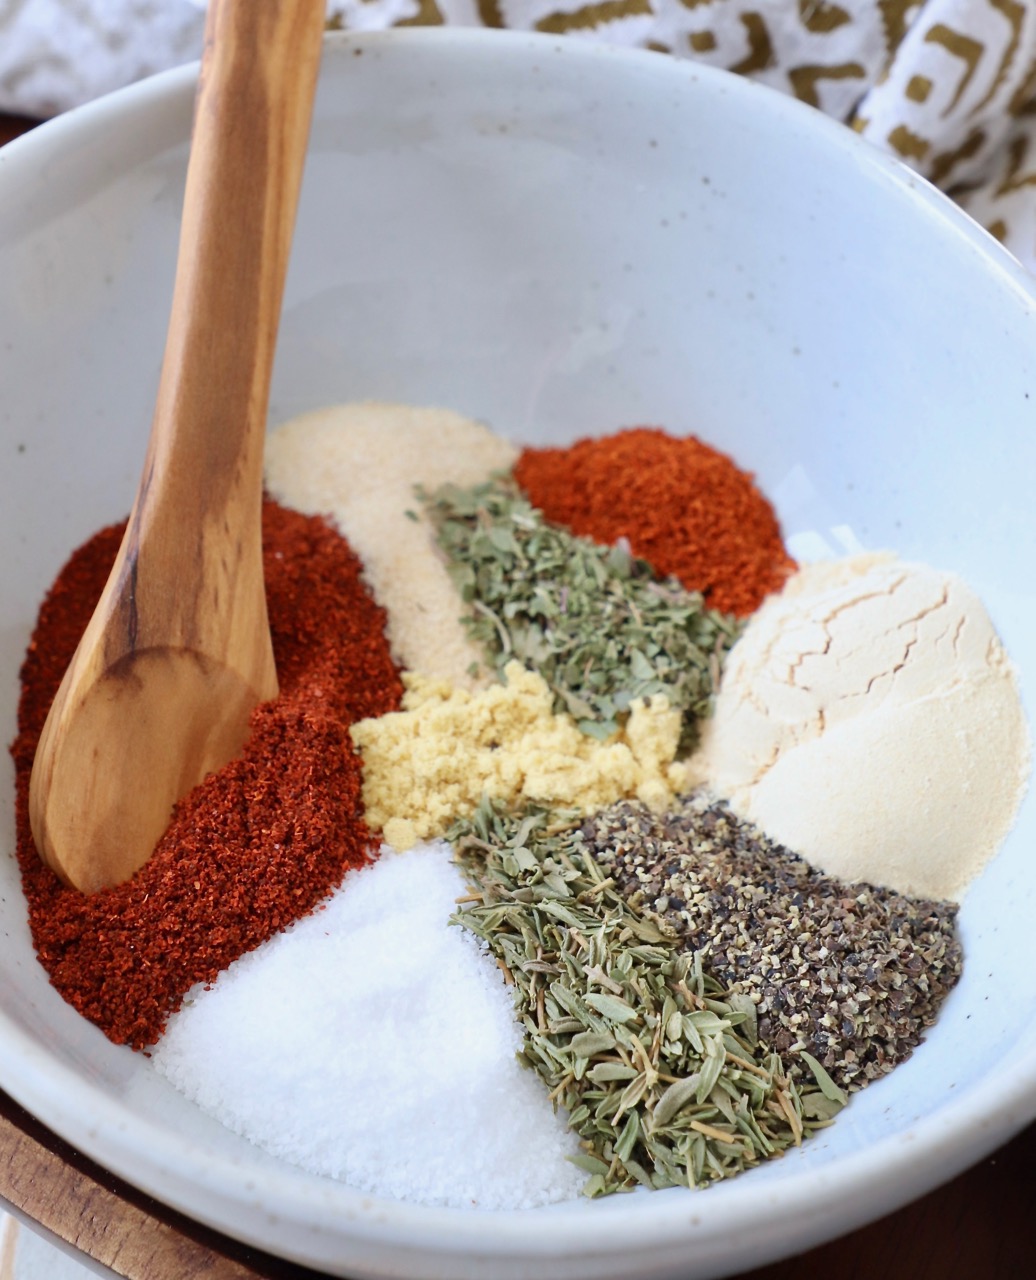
[0,0,205,118]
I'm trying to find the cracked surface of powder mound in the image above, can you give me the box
[694,553,1030,901]
[264,402,517,688]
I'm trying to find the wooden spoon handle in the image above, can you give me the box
[127,0,326,652]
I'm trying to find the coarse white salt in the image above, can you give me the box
[150,840,585,1210]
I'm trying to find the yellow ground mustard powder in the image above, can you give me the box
[350,661,692,850]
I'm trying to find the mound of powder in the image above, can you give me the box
[351,661,692,850]
[514,426,795,615]
[264,402,517,688]
[694,553,1030,901]
[11,502,402,1049]
[150,841,585,1210]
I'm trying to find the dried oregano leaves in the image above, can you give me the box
[421,480,741,749]
[448,801,841,1196]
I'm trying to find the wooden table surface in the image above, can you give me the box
[2,108,1033,1280]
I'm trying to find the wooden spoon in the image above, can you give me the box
[28,0,327,893]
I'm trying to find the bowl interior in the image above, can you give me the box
[2,29,1036,1280]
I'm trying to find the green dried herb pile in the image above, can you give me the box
[585,793,964,1091]
[422,480,741,749]
[449,801,842,1196]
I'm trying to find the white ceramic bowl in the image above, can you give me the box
[2,28,1036,1280]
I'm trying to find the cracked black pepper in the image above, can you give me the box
[584,791,963,1091]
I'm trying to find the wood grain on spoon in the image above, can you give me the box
[28,0,327,894]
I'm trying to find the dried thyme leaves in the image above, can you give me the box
[422,479,741,749]
[585,793,963,1091]
[448,801,839,1196]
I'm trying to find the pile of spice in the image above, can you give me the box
[10,501,403,1048]
[448,801,844,1195]
[422,477,740,747]
[580,793,963,1091]
[352,661,693,852]
[151,840,585,1209]
[12,401,1025,1210]
[514,426,796,616]
[264,402,517,688]
[694,553,1031,901]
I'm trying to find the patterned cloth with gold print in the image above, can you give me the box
[2,0,1036,265]
[6,0,1034,264]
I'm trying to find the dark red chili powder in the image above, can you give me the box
[513,427,796,616]
[10,500,403,1050]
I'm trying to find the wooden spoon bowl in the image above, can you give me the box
[29,0,327,894]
